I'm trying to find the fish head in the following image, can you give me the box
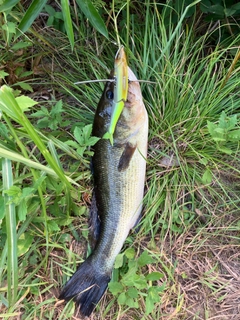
[93,67,147,143]
[115,67,147,142]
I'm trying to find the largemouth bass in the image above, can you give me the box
[59,67,148,316]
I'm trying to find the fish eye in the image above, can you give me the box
[106,90,114,100]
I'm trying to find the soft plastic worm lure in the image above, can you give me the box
[103,46,128,145]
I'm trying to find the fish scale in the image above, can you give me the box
[92,142,146,270]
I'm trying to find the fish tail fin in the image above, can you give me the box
[59,257,111,317]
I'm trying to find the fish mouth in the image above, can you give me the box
[128,67,138,83]
[125,67,142,108]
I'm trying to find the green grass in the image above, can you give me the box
[0,0,240,319]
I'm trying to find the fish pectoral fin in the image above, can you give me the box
[118,142,137,172]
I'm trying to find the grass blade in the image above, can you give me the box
[2,158,18,306]
[0,147,80,187]
[61,0,75,50]
[0,0,19,11]
[16,0,48,38]
[76,0,108,38]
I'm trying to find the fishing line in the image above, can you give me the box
[74,80,157,85]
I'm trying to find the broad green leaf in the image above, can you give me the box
[87,136,100,146]
[227,115,238,130]
[219,112,237,130]
[18,71,33,78]
[128,259,138,270]
[123,273,147,289]
[224,8,236,17]
[17,233,34,256]
[126,297,138,308]
[207,121,217,137]
[146,272,164,281]
[33,175,47,190]
[74,127,84,145]
[117,292,127,305]
[4,185,21,198]
[65,140,79,149]
[61,0,74,50]
[202,168,212,184]
[208,4,224,16]
[15,82,33,93]
[200,1,212,13]
[199,158,208,166]
[114,253,124,268]
[138,250,154,267]
[22,187,35,198]
[76,0,108,38]
[18,200,28,221]
[228,129,240,142]
[108,281,123,295]
[51,100,63,115]
[232,3,240,11]
[124,247,135,259]
[171,224,182,233]
[47,219,60,232]
[2,21,16,34]
[44,4,55,16]
[54,217,73,227]
[148,286,162,302]
[31,106,49,117]
[218,111,227,128]
[214,127,225,135]
[127,287,138,298]
[16,95,37,111]
[0,71,9,79]
[83,124,92,141]
[11,41,32,50]
[146,287,161,315]
[218,146,233,155]
[212,137,226,142]
[0,0,19,12]
[16,0,48,38]
[77,146,85,156]
[145,295,155,315]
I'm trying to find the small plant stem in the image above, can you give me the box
[221,49,240,89]
[126,0,130,50]
[2,158,17,306]
[112,0,120,47]
[3,114,49,261]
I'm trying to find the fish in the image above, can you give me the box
[59,66,148,317]
[103,46,128,145]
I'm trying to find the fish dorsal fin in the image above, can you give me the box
[118,142,137,172]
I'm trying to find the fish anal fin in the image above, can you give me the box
[118,142,137,172]
[89,192,101,250]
